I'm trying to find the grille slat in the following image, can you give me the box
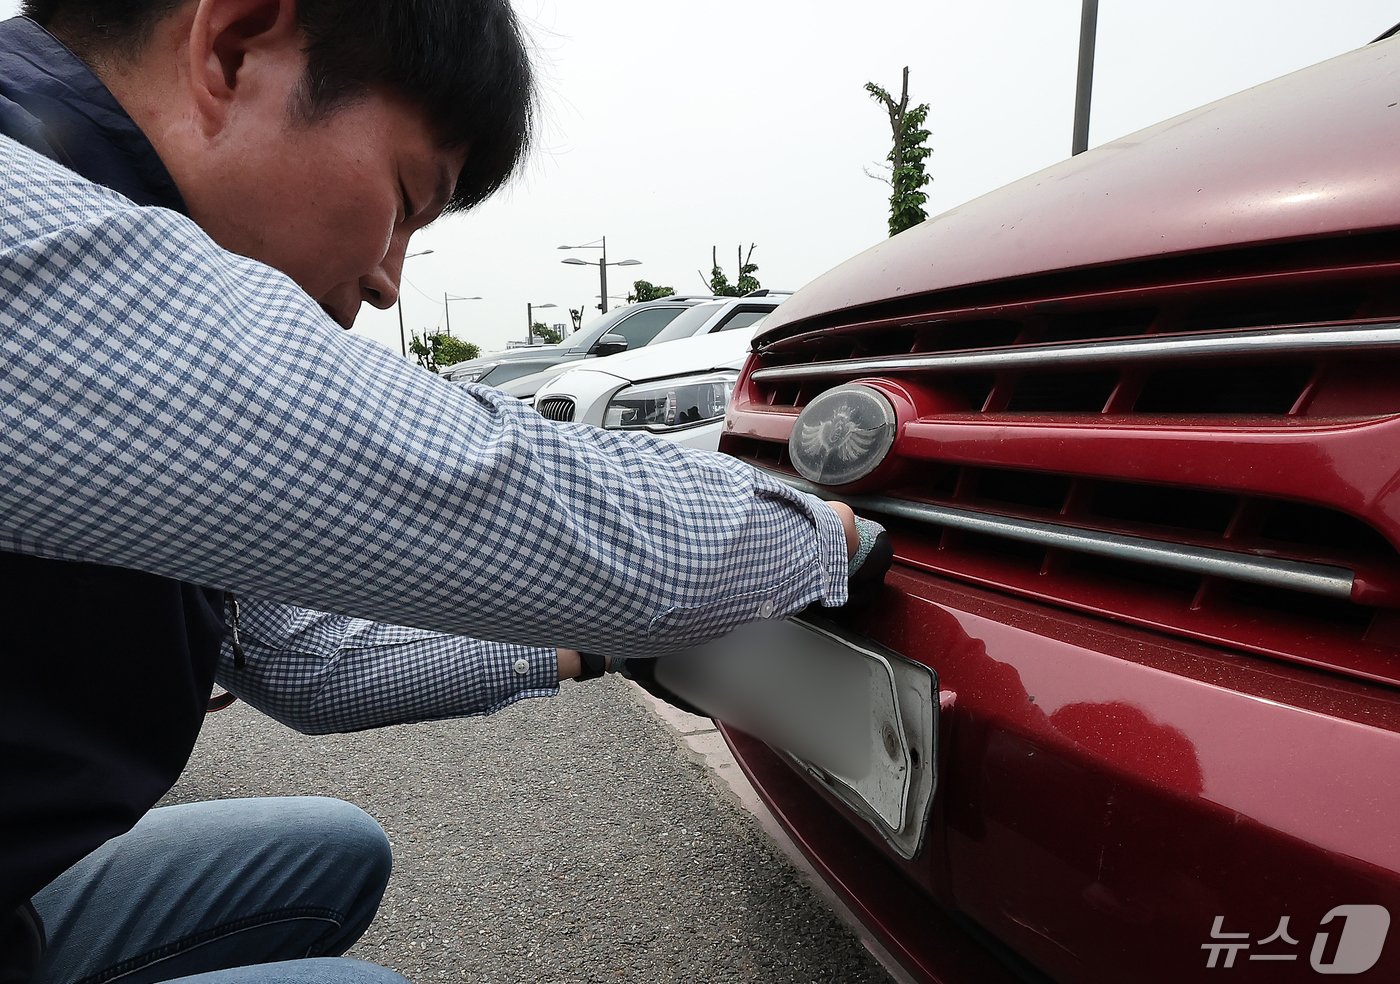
[725,257,1400,688]
[771,470,1356,600]
[752,320,1400,384]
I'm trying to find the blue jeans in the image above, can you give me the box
[30,797,405,984]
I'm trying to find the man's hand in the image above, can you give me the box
[557,648,583,681]
[834,505,893,606]
[823,499,892,603]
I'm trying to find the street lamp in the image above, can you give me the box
[558,235,641,314]
[1071,0,1099,155]
[526,302,557,345]
[443,293,482,337]
[395,249,434,357]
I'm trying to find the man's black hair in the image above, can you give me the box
[21,0,535,211]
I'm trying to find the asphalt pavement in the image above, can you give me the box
[166,676,896,984]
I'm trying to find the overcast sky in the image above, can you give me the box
[4,1,1396,354]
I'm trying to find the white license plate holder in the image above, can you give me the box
[652,615,939,859]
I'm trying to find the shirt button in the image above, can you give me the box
[758,599,776,619]
[513,658,530,675]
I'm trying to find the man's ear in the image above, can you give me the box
[186,0,301,135]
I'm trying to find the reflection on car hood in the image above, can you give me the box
[759,38,1400,344]
[560,327,759,386]
[442,344,565,376]
[495,360,580,398]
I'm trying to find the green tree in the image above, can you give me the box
[530,322,563,345]
[435,335,480,366]
[866,67,932,237]
[410,331,480,372]
[699,244,760,296]
[628,280,675,303]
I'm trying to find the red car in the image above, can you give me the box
[717,30,1400,984]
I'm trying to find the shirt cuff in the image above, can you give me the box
[805,493,852,607]
[484,644,560,712]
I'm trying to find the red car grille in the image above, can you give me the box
[724,246,1400,689]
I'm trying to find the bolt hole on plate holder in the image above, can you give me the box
[652,615,940,860]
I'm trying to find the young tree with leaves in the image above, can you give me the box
[699,244,761,296]
[866,67,932,237]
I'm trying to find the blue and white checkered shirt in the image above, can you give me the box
[0,136,849,734]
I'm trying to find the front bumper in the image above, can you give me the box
[724,566,1400,983]
[723,724,1034,984]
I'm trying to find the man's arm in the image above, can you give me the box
[0,144,850,657]
[220,511,869,733]
[218,598,564,734]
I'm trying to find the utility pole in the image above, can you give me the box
[393,249,433,356]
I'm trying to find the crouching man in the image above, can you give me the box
[0,2,882,981]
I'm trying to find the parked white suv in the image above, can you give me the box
[494,292,789,402]
[531,318,766,450]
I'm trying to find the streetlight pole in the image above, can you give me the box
[559,236,643,315]
[395,249,434,357]
[526,302,557,345]
[1071,0,1099,156]
[443,293,483,337]
[598,235,609,315]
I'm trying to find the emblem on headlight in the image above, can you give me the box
[788,384,896,486]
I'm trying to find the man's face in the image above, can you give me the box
[185,86,465,329]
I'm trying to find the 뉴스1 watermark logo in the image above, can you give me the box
[1204,906,1391,973]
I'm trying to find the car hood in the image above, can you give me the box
[563,327,758,385]
[760,37,1400,341]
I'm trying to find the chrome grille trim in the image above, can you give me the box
[751,321,1400,384]
[768,471,1356,600]
[536,396,576,422]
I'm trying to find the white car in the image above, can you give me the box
[495,292,788,402]
[531,320,764,450]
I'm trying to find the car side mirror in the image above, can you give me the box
[592,333,629,357]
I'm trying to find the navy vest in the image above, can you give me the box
[0,16,225,975]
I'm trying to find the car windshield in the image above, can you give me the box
[593,306,690,352]
[714,308,771,334]
[648,303,725,346]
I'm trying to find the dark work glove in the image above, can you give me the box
[845,515,893,608]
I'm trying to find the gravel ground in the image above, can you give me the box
[165,677,894,984]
